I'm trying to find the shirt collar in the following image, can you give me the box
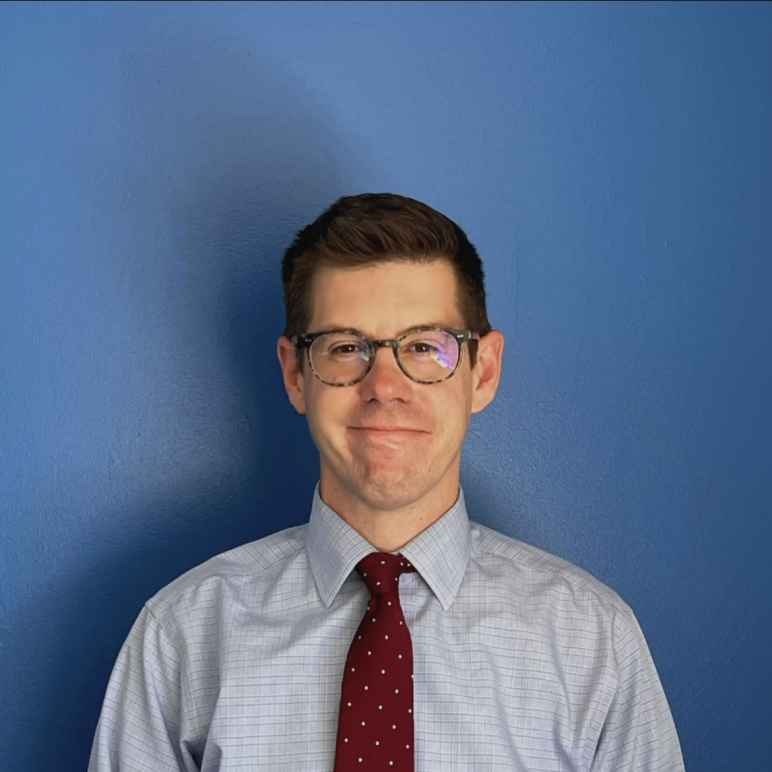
[305,481,471,611]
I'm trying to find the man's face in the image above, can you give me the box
[277,258,502,514]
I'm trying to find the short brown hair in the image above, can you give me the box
[281,193,492,368]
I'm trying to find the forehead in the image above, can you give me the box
[308,259,464,333]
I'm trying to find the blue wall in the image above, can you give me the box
[2,3,770,769]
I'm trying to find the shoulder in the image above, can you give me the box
[469,520,636,628]
[143,523,308,636]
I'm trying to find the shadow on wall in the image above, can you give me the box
[20,31,374,770]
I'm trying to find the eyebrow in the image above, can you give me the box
[311,322,458,337]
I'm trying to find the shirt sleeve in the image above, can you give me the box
[88,604,199,771]
[591,605,686,771]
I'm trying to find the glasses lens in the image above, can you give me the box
[398,329,459,382]
[309,333,370,384]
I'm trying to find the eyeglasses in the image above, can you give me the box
[290,326,481,387]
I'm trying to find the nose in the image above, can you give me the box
[358,342,411,401]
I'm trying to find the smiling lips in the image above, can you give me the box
[349,428,427,450]
[349,426,429,445]
[350,426,427,433]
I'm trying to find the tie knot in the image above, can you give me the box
[356,551,416,596]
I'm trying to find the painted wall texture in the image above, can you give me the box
[2,2,770,769]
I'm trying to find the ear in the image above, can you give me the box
[276,336,307,415]
[470,330,505,414]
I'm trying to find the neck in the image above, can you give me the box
[319,471,460,552]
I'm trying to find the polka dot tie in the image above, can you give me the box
[333,552,417,770]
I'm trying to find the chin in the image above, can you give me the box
[349,471,435,512]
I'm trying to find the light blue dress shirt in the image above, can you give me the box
[88,483,685,771]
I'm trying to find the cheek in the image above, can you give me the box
[306,391,351,446]
[419,394,468,452]
[440,394,473,447]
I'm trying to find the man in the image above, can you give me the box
[88,193,685,770]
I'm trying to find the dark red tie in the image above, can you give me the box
[333,552,417,770]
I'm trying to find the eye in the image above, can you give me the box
[406,341,439,355]
[330,343,361,355]
[326,340,369,359]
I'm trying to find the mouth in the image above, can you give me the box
[347,426,430,453]
[349,426,427,433]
